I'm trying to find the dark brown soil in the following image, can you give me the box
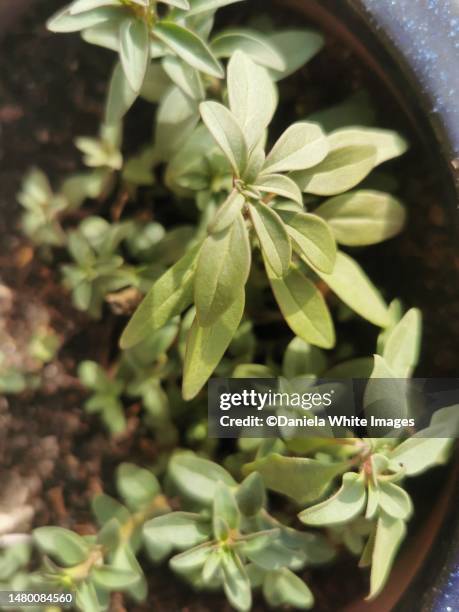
[0,1,457,612]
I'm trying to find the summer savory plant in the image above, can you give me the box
[5,0,458,610]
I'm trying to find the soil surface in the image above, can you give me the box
[0,1,457,611]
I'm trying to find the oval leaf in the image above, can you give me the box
[254,173,303,206]
[263,122,329,174]
[154,22,223,78]
[105,61,138,124]
[377,482,413,520]
[292,145,377,196]
[265,262,335,349]
[213,482,240,531]
[211,29,286,71]
[368,512,406,599]
[208,190,246,234]
[120,245,200,349]
[228,50,277,151]
[183,290,245,400]
[315,251,391,328]
[382,308,422,377]
[269,29,324,80]
[162,55,204,100]
[143,512,210,557]
[33,527,90,566]
[249,202,291,277]
[263,568,314,610]
[70,0,120,15]
[315,190,406,246]
[119,18,149,93]
[168,452,236,504]
[279,210,336,273]
[328,127,408,166]
[298,473,366,526]
[195,214,251,326]
[221,551,252,612]
[244,454,348,505]
[200,101,248,175]
[47,6,116,32]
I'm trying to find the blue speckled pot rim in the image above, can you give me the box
[352,0,459,215]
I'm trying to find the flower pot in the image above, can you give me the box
[1,1,458,611]
[281,1,459,610]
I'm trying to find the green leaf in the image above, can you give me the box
[315,190,406,247]
[292,145,377,196]
[75,581,100,612]
[249,203,291,277]
[241,146,266,185]
[200,101,248,175]
[162,55,204,100]
[195,214,250,326]
[368,511,406,599]
[324,357,374,379]
[263,568,314,610]
[92,565,139,590]
[212,516,230,542]
[263,122,328,174]
[116,463,160,510]
[111,545,147,602]
[227,51,277,151]
[186,0,245,16]
[143,512,210,559]
[105,61,137,124]
[120,245,200,349]
[202,550,223,584]
[390,405,459,474]
[161,0,190,8]
[391,436,455,476]
[377,482,413,520]
[236,473,266,517]
[169,453,236,505]
[78,360,108,389]
[82,19,121,52]
[253,174,303,206]
[283,337,327,378]
[183,290,245,399]
[382,308,422,377]
[92,494,130,527]
[265,263,335,349]
[33,527,90,566]
[155,86,199,161]
[140,63,171,102]
[269,29,324,80]
[279,210,336,274]
[365,480,379,520]
[315,251,391,328]
[222,551,252,612]
[211,29,285,71]
[329,127,408,165]
[213,482,240,531]
[154,22,223,78]
[208,190,246,234]
[119,18,149,92]
[0,543,31,581]
[70,0,121,13]
[47,6,116,32]
[170,542,213,574]
[244,454,348,505]
[298,473,366,526]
